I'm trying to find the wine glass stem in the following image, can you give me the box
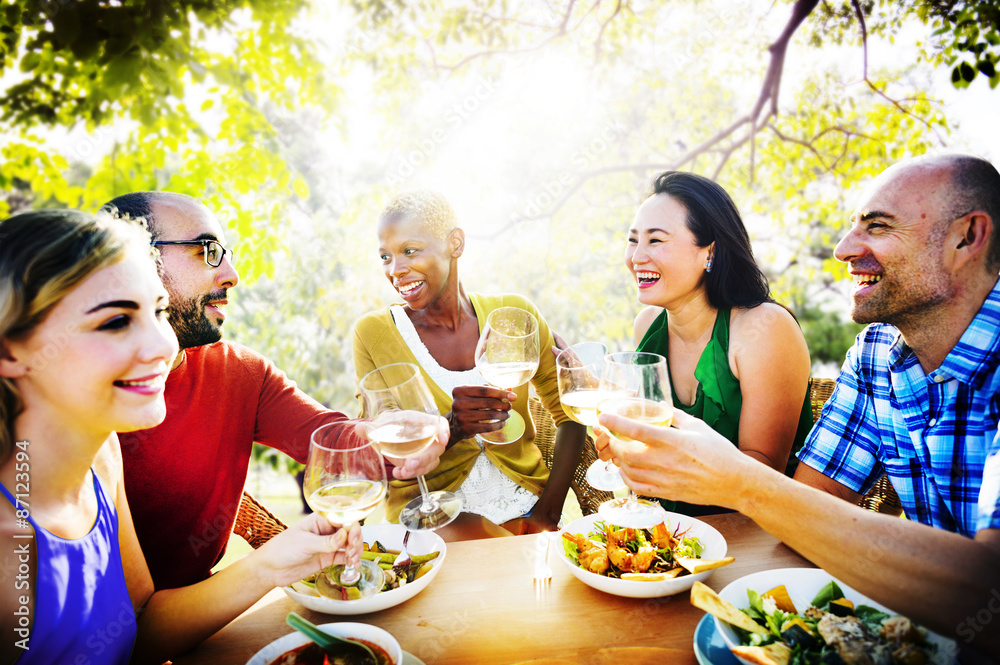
[416,475,440,514]
[341,562,361,584]
[625,490,641,511]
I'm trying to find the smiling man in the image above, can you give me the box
[793,153,1000,538]
[102,192,447,589]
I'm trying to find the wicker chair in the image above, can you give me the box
[530,396,614,516]
[808,377,903,517]
[233,490,288,549]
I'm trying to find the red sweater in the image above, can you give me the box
[119,341,358,589]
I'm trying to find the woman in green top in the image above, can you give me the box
[601,171,812,517]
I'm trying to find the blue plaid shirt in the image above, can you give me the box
[799,278,1000,537]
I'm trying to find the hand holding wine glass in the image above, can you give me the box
[595,351,672,528]
[360,362,462,531]
[303,423,388,598]
[554,342,625,492]
[474,307,540,445]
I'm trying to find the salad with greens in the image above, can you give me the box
[694,579,936,665]
[561,519,733,581]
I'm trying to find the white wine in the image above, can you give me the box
[308,479,387,525]
[478,361,537,389]
[560,390,620,426]
[596,397,673,442]
[369,412,437,458]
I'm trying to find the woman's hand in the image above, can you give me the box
[253,516,363,588]
[504,511,559,535]
[592,424,616,463]
[445,385,517,443]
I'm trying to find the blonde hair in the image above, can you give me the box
[378,190,458,239]
[0,209,153,463]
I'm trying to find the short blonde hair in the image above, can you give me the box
[0,209,153,463]
[378,190,458,240]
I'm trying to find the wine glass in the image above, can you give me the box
[596,351,672,528]
[360,363,462,531]
[474,307,540,445]
[554,342,624,491]
[303,422,388,598]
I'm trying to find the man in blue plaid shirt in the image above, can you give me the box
[598,154,1000,660]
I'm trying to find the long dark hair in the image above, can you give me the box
[649,171,771,310]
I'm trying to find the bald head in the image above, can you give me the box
[872,154,1000,271]
[102,191,208,240]
[377,190,458,240]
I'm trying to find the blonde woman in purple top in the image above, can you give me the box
[0,210,361,664]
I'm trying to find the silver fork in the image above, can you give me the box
[533,532,552,585]
[392,530,412,575]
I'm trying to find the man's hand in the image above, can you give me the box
[444,385,516,443]
[599,409,753,509]
[388,415,450,479]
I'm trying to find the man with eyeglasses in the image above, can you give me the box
[101,191,447,589]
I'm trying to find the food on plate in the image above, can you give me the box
[290,539,440,601]
[691,580,937,665]
[561,519,733,579]
[269,639,393,665]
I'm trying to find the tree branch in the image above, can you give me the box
[850,0,942,137]
[434,0,580,73]
[593,0,623,63]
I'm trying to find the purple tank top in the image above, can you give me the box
[1,470,136,664]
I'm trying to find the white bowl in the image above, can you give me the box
[714,568,957,665]
[283,523,446,615]
[246,622,403,665]
[556,511,728,598]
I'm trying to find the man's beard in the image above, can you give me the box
[170,291,226,349]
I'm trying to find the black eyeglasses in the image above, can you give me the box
[151,240,235,268]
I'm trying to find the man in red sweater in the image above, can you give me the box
[104,191,446,589]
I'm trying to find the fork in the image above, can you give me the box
[533,532,552,584]
[392,530,411,574]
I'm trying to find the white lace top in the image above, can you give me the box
[390,306,537,524]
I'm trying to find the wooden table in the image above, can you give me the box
[175,513,813,665]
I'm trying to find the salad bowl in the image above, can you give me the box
[283,523,446,615]
[556,511,728,598]
[714,568,958,665]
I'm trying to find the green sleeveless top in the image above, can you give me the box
[636,308,813,516]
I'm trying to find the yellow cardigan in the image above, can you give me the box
[351,293,570,522]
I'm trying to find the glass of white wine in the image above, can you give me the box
[596,351,672,528]
[555,342,624,491]
[360,362,462,531]
[474,307,540,445]
[303,422,388,598]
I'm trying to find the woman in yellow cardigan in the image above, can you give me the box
[352,190,587,541]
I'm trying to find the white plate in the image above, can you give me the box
[283,523,446,615]
[714,568,958,665]
[556,511,728,598]
[245,622,403,664]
